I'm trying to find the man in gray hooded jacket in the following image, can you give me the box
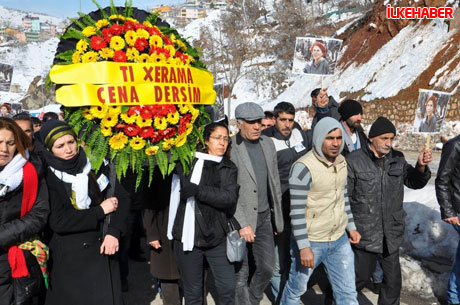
[280,117,360,305]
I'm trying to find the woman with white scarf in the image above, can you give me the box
[0,118,49,305]
[169,121,239,305]
[36,120,128,305]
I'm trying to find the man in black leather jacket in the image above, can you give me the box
[436,135,460,305]
[346,117,432,305]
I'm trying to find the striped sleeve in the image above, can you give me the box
[289,162,312,249]
[344,181,356,232]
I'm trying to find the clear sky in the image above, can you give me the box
[0,0,185,19]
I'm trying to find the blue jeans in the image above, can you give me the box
[448,221,460,304]
[280,233,358,305]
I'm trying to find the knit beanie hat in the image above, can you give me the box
[368,117,396,138]
[37,120,77,150]
[338,99,363,121]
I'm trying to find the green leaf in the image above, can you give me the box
[147,156,155,187]
[155,148,168,177]
[145,12,159,25]
[55,50,75,60]
[78,12,97,27]
[130,147,137,172]
[86,128,100,148]
[110,0,118,16]
[72,19,87,31]
[91,0,110,20]
[167,148,178,175]
[121,147,130,176]
[61,27,86,40]
[80,119,95,142]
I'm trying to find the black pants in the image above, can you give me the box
[173,239,235,305]
[235,210,275,305]
[160,280,181,305]
[354,246,401,305]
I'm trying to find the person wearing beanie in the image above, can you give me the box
[310,88,341,130]
[280,117,360,305]
[338,99,368,156]
[345,116,432,305]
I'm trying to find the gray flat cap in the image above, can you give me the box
[235,102,265,121]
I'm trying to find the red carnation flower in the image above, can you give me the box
[163,127,177,139]
[147,27,160,36]
[134,38,149,52]
[139,126,154,139]
[109,23,123,36]
[124,124,140,136]
[102,28,114,43]
[113,50,127,62]
[90,35,106,50]
[139,107,153,119]
[163,35,173,46]
[127,107,137,116]
[115,123,126,130]
[123,21,136,33]
[151,131,164,143]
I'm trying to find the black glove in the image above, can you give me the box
[180,177,199,200]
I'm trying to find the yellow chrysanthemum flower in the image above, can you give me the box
[150,52,167,64]
[154,117,167,131]
[76,39,89,52]
[136,28,149,40]
[178,104,189,114]
[176,39,187,51]
[138,53,150,63]
[125,30,137,46]
[136,116,153,128]
[82,26,96,37]
[89,105,108,119]
[126,48,139,61]
[120,113,137,124]
[167,57,182,66]
[165,45,175,57]
[108,106,122,115]
[189,106,200,123]
[101,125,112,137]
[109,14,125,21]
[81,51,98,63]
[110,36,125,51]
[129,136,146,150]
[109,132,128,150]
[101,113,118,127]
[149,35,163,48]
[186,123,194,135]
[126,17,139,24]
[145,145,159,156]
[82,107,93,120]
[167,111,180,125]
[162,138,175,151]
[143,21,153,28]
[95,19,109,30]
[99,48,114,60]
[72,51,82,64]
[175,133,187,148]
[170,33,177,43]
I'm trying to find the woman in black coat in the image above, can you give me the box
[0,118,49,305]
[170,121,239,305]
[36,120,128,305]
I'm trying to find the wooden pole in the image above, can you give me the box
[425,133,431,150]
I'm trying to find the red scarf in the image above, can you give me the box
[7,161,38,278]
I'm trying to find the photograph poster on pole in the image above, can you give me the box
[413,89,451,134]
[0,63,13,92]
[292,37,343,76]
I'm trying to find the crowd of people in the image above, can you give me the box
[0,91,460,305]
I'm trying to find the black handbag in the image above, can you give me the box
[13,252,45,305]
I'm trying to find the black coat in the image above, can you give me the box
[172,158,239,248]
[0,166,49,305]
[346,145,430,254]
[311,96,341,129]
[436,135,460,219]
[44,166,129,305]
[143,171,180,280]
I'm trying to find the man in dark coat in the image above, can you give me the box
[338,99,368,157]
[435,135,460,305]
[346,117,432,305]
[310,88,341,130]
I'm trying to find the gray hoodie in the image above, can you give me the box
[312,117,345,159]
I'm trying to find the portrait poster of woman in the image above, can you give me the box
[413,89,451,134]
[292,37,343,76]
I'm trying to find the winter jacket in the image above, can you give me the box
[311,96,341,130]
[346,145,430,254]
[44,165,129,305]
[0,163,49,305]
[172,158,239,248]
[436,135,460,219]
[341,126,368,157]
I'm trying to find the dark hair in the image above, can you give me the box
[201,121,230,158]
[274,102,295,117]
[43,112,59,122]
[264,111,275,119]
[31,117,42,126]
[311,88,321,98]
[424,95,438,117]
[13,112,33,131]
[0,117,31,158]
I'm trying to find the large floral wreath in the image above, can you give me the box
[51,2,213,187]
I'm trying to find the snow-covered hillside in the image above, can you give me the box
[0,5,63,28]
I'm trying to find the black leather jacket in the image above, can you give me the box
[436,135,460,219]
[346,145,430,254]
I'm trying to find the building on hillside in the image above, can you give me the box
[180,5,207,20]
[25,31,39,42]
[22,15,39,31]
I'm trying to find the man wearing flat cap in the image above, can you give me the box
[230,102,283,305]
[346,116,432,305]
[338,99,368,156]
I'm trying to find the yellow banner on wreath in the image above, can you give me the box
[50,62,216,106]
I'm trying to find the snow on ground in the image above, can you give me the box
[179,9,222,42]
[0,5,62,28]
